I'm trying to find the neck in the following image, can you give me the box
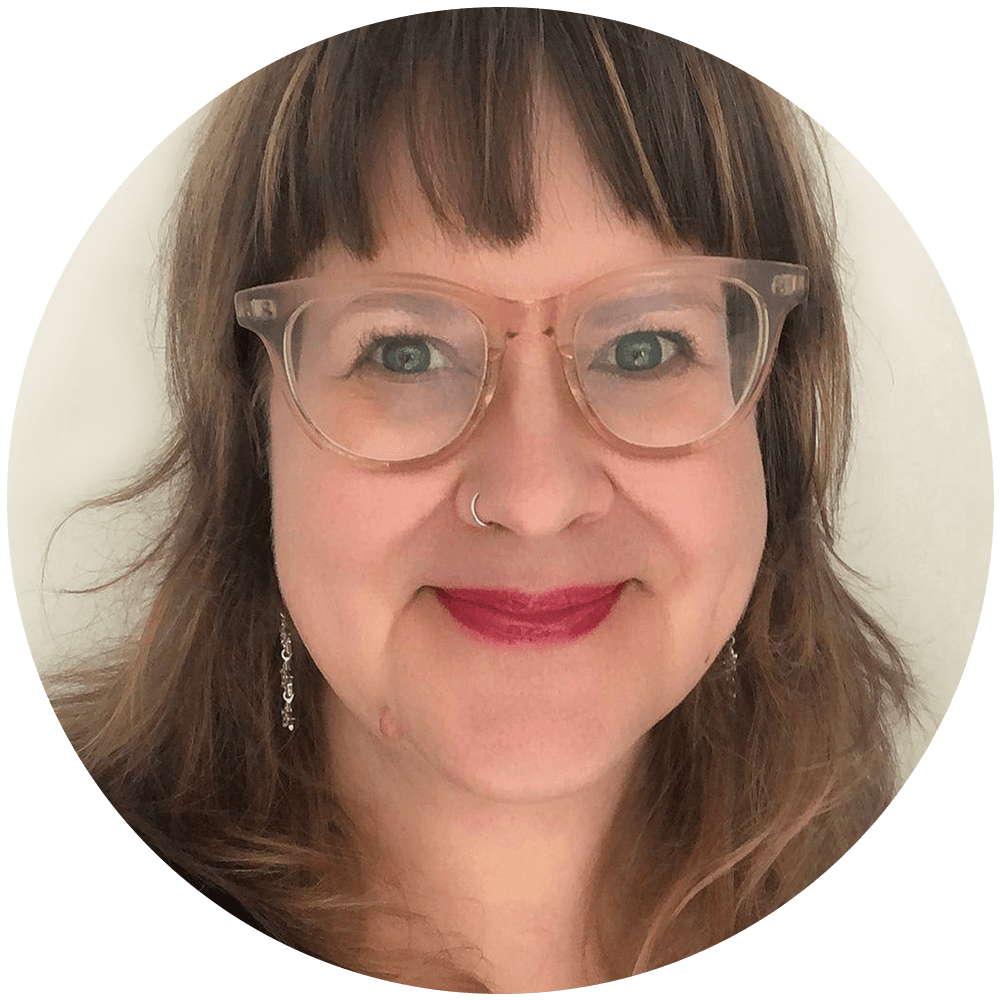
[326,692,639,992]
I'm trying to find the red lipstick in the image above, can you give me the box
[435,583,627,645]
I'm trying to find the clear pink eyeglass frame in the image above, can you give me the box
[234,256,808,470]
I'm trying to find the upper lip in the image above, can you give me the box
[434,583,627,615]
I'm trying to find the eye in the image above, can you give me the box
[357,334,451,375]
[590,329,693,376]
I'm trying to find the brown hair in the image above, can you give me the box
[50,9,915,989]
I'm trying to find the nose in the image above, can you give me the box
[458,333,614,536]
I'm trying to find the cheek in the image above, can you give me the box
[267,390,441,716]
[268,391,402,563]
[699,423,767,599]
[269,396,363,657]
[618,417,767,653]
[696,423,767,578]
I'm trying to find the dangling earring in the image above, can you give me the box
[723,635,738,704]
[279,612,295,732]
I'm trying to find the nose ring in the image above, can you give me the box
[470,492,490,529]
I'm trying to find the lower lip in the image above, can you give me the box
[434,583,627,645]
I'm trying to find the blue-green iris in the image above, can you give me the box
[614,332,663,371]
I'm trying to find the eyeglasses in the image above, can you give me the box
[234,257,807,468]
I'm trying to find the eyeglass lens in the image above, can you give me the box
[288,278,763,461]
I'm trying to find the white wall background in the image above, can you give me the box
[7,48,989,780]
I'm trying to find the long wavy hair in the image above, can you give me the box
[49,9,915,990]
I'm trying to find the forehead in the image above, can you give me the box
[307,91,677,300]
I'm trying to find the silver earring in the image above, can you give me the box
[470,492,490,528]
[279,612,295,732]
[723,635,738,703]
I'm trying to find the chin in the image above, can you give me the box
[390,679,666,805]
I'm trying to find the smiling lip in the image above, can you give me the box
[434,583,627,645]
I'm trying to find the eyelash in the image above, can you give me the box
[343,324,700,380]
[588,328,698,377]
[348,329,450,375]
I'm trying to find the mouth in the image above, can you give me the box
[434,582,628,645]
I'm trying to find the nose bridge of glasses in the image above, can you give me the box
[492,295,562,342]
[484,293,586,440]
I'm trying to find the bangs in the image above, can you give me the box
[240,11,813,284]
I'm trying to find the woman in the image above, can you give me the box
[41,10,917,992]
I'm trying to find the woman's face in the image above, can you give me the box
[270,100,768,801]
